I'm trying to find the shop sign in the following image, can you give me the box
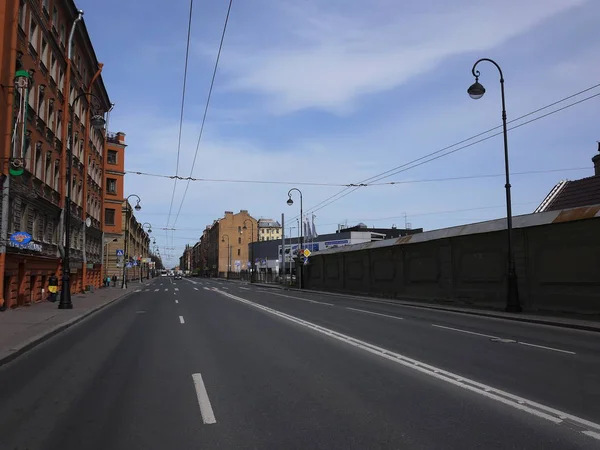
[8,231,42,252]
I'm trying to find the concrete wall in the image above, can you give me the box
[304,207,600,313]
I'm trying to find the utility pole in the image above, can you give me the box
[280,213,285,285]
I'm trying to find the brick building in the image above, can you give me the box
[0,0,115,308]
[204,210,257,277]
[104,199,150,282]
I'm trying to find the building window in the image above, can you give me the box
[107,150,117,164]
[18,1,27,32]
[42,0,49,14]
[59,25,65,47]
[29,18,39,53]
[53,163,59,191]
[105,208,115,225]
[52,6,58,28]
[238,237,241,244]
[237,249,241,256]
[106,178,117,194]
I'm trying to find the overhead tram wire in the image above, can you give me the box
[171,0,234,228]
[124,166,590,187]
[292,84,600,219]
[165,0,195,231]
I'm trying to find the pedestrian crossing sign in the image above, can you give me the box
[116,249,124,256]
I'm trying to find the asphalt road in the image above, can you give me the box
[0,277,599,449]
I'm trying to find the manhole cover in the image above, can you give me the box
[490,338,516,343]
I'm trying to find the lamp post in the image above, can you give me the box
[58,91,106,309]
[467,58,521,313]
[142,222,152,281]
[221,234,231,279]
[242,218,255,282]
[121,194,141,289]
[286,188,303,288]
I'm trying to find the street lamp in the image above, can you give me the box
[221,234,230,279]
[242,219,255,282]
[58,90,106,310]
[468,58,521,313]
[142,222,152,281]
[286,188,303,288]
[121,194,141,289]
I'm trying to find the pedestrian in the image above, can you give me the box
[47,273,58,303]
[113,274,118,287]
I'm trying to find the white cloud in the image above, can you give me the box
[218,0,586,114]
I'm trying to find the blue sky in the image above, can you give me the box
[80,0,600,267]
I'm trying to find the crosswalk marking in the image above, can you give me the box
[175,288,179,291]
[164,288,168,291]
[155,289,159,292]
[135,289,141,292]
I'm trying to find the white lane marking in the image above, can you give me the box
[346,307,404,320]
[135,289,141,292]
[164,288,168,292]
[160,283,163,285]
[239,287,250,290]
[270,292,334,306]
[144,289,150,292]
[582,430,600,441]
[175,288,179,291]
[175,300,179,304]
[192,373,217,425]
[434,325,575,354]
[194,287,199,290]
[154,288,159,292]
[212,288,600,439]
[431,324,500,339]
[179,316,185,324]
[518,342,576,355]
[222,286,229,290]
[203,287,211,291]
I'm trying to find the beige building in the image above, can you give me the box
[206,210,257,276]
[103,200,150,281]
[258,218,282,242]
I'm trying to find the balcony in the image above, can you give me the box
[106,132,120,144]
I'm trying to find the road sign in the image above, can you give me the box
[126,262,132,268]
[303,249,311,257]
[116,249,124,256]
[133,261,138,266]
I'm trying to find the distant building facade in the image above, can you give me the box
[258,218,282,242]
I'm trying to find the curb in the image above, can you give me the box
[0,284,150,368]
[253,284,600,333]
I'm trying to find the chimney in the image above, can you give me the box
[594,142,600,176]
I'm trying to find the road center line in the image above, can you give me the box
[518,341,576,355]
[203,287,210,291]
[164,288,168,292]
[346,307,404,320]
[154,288,159,292]
[212,288,600,441]
[175,300,179,304]
[270,292,334,306]
[179,316,185,324]
[194,287,199,290]
[433,325,575,354]
[431,324,501,339]
[175,288,179,291]
[192,373,217,424]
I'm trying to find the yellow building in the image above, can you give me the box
[258,218,282,242]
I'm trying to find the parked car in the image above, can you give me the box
[174,273,183,280]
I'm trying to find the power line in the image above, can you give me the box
[165,0,195,230]
[294,86,600,219]
[172,0,233,227]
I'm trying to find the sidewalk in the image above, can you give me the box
[217,278,600,333]
[0,280,152,366]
